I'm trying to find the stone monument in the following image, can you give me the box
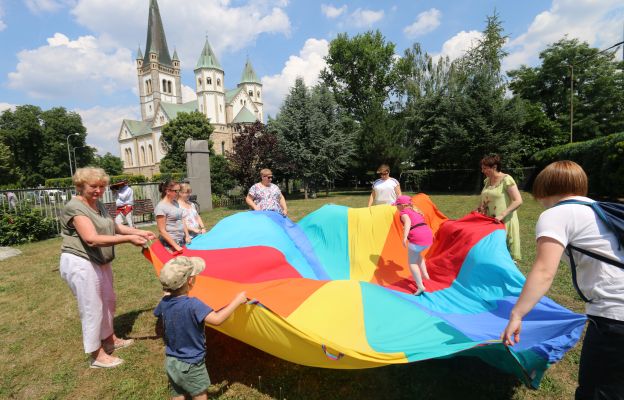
[185,139,213,211]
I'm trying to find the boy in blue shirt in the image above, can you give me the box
[155,256,246,400]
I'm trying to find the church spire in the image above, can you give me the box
[195,37,222,71]
[143,0,172,67]
[240,57,260,84]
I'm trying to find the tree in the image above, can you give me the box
[160,111,214,172]
[209,155,236,195]
[305,83,355,195]
[508,37,624,141]
[227,121,280,191]
[0,105,90,186]
[93,152,124,176]
[0,142,19,186]
[396,13,525,173]
[321,31,406,175]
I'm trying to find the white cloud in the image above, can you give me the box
[261,38,329,117]
[181,84,197,103]
[75,105,139,155]
[403,8,441,38]
[321,4,347,19]
[0,2,6,31]
[504,0,624,71]
[7,33,136,101]
[347,8,384,28]
[0,103,16,112]
[70,0,291,66]
[25,0,74,14]
[436,30,483,61]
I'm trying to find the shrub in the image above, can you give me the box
[151,172,185,183]
[0,206,57,245]
[45,177,74,187]
[531,132,624,197]
[110,174,148,184]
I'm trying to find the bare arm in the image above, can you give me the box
[156,215,182,252]
[368,191,375,207]
[401,214,410,248]
[73,215,147,247]
[279,194,288,216]
[246,194,259,211]
[115,223,156,240]
[195,205,206,233]
[496,184,523,222]
[204,291,247,326]
[501,237,564,345]
[394,183,402,197]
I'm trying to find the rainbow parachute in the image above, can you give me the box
[143,194,585,388]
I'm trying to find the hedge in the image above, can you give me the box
[45,174,149,187]
[530,132,624,198]
[0,206,58,245]
[151,173,185,183]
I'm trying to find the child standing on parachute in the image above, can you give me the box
[394,195,433,296]
[155,256,247,400]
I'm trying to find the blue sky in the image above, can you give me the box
[0,0,622,155]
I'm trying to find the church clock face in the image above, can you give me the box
[159,137,168,154]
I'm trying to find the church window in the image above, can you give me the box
[244,100,247,105]
[217,78,221,86]
[240,99,243,105]
[207,77,212,85]
[198,78,202,88]
[257,90,261,98]
[140,146,146,165]
[249,90,253,97]
[168,80,172,94]
[148,144,154,164]
[221,141,225,155]
[162,79,166,92]
[149,105,152,112]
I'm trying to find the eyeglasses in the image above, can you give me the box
[168,189,180,193]
[263,176,273,179]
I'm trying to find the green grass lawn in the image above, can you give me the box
[0,192,585,399]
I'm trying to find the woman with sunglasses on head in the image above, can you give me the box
[155,179,190,253]
[368,164,401,207]
[246,168,288,216]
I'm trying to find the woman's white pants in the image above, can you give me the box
[60,253,116,354]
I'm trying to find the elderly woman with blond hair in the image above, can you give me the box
[59,167,156,369]
[246,168,288,216]
[501,161,624,399]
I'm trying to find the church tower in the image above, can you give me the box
[238,58,263,122]
[137,0,181,121]
[194,38,226,125]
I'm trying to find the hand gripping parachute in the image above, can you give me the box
[143,194,585,388]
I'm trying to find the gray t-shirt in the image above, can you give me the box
[155,199,186,243]
[61,198,116,265]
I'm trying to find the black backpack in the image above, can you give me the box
[553,200,624,303]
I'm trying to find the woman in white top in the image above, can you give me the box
[178,183,206,238]
[368,164,401,206]
[501,161,624,399]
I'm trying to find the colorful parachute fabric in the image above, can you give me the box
[143,194,586,388]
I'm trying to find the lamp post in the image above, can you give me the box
[72,145,89,172]
[66,133,80,177]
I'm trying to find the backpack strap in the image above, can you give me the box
[566,246,592,303]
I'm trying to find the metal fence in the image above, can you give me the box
[0,183,162,235]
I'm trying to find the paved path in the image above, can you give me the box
[0,246,22,261]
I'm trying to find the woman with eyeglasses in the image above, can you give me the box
[245,168,288,216]
[368,164,401,206]
[155,179,190,253]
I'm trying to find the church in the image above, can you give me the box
[118,0,263,176]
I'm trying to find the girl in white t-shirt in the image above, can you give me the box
[368,164,401,206]
[501,161,624,399]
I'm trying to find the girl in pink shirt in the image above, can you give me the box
[394,195,433,295]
